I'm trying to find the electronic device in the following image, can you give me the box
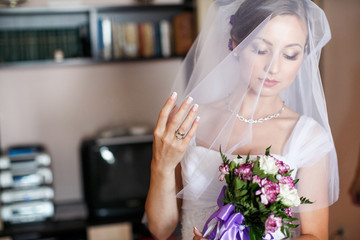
[81,134,152,221]
[0,168,53,188]
[0,153,51,171]
[0,145,55,224]
[1,200,54,223]
[1,186,54,203]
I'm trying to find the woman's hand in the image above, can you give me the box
[193,227,207,240]
[145,92,200,239]
[152,92,200,173]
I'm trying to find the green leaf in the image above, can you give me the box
[267,174,278,183]
[234,177,245,190]
[281,226,286,235]
[283,217,298,222]
[293,179,299,185]
[286,223,299,228]
[246,153,250,162]
[300,197,313,204]
[249,228,257,240]
[285,228,290,237]
[265,146,271,155]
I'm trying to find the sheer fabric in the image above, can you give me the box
[172,0,339,217]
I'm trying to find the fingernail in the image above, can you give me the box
[192,104,199,111]
[170,92,177,100]
[186,96,193,104]
[195,116,200,122]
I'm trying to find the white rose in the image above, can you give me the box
[232,157,246,166]
[278,183,301,207]
[259,155,279,175]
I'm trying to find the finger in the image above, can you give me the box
[176,103,199,134]
[167,105,179,125]
[193,227,203,237]
[183,116,200,144]
[155,92,178,132]
[166,96,194,132]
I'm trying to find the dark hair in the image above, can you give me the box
[230,0,308,45]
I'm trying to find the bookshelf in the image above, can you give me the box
[0,2,195,67]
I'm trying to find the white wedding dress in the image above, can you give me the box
[179,115,332,240]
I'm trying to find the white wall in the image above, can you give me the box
[0,60,181,201]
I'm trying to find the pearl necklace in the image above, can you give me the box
[228,102,286,124]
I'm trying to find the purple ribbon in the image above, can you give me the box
[202,186,250,240]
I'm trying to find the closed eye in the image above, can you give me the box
[283,53,299,60]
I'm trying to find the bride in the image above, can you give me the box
[145,0,339,239]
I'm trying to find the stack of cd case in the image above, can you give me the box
[0,146,55,224]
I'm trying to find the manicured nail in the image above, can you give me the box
[195,116,200,122]
[186,96,193,104]
[192,104,199,111]
[170,92,177,100]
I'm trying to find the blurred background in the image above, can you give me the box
[0,0,358,239]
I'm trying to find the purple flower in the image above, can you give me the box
[276,159,290,174]
[279,176,295,190]
[284,208,293,218]
[228,38,234,51]
[219,163,230,181]
[255,179,280,205]
[229,14,235,25]
[265,213,283,236]
[234,163,253,181]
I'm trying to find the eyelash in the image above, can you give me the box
[251,46,300,61]
[251,47,268,55]
[283,53,299,60]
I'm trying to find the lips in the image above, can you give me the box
[260,78,279,87]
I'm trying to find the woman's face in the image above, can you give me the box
[241,15,308,97]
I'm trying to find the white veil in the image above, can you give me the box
[172,0,339,213]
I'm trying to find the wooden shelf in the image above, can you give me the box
[0,2,195,68]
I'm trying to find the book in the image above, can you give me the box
[101,18,112,60]
[112,20,125,59]
[123,22,139,58]
[173,12,194,56]
[153,22,162,57]
[141,23,155,58]
[159,20,172,58]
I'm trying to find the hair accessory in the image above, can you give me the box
[228,38,234,51]
[228,14,235,51]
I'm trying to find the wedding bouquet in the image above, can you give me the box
[202,146,312,240]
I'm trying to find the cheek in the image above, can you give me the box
[283,62,302,82]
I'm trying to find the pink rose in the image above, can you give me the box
[252,175,261,184]
[275,159,290,174]
[284,208,293,217]
[255,179,280,205]
[279,176,295,190]
[219,163,230,181]
[234,163,253,181]
[265,213,283,235]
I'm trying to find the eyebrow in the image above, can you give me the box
[256,38,304,49]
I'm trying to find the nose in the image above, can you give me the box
[265,54,280,76]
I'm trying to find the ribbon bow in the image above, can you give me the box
[202,186,250,240]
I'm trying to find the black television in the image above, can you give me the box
[80,134,152,223]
